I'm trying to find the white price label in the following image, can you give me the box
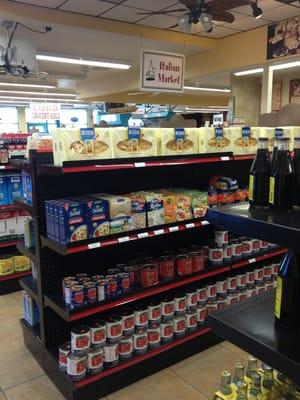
[118,236,130,243]
[154,229,164,236]
[185,223,195,229]
[220,156,230,161]
[134,162,146,168]
[248,258,256,264]
[201,220,210,226]
[0,166,5,169]
[169,226,179,232]
[138,232,149,239]
[88,242,101,250]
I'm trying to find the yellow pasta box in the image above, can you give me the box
[230,126,258,155]
[161,128,198,156]
[112,127,158,158]
[202,127,232,154]
[157,190,177,224]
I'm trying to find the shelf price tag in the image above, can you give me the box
[137,232,149,239]
[154,229,164,236]
[0,166,5,169]
[185,223,195,229]
[220,156,230,161]
[248,258,256,264]
[118,236,130,244]
[201,220,210,226]
[168,226,179,232]
[88,242,101,250]
[134,162,146,168]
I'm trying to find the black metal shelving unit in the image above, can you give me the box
[15,150,286,400]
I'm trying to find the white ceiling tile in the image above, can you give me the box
[262,5,300,21]
[122,0,178,12]
[138,14,178,28]
[223,16,270,30]
[10,0,64,6]
[59,0,114,15]
[101,5,143,22]
[199,25,241,38]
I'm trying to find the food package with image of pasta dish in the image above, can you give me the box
[161,128,198,156]
[112,127,158,158]
[202,127,232,154]
[229,126,258,155]
[252,127,274,152]
[126,193,147,230]
[52,127,113,166]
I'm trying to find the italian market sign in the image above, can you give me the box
[140,50,185,93]
[30,103,61,120]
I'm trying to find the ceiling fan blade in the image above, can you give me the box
[178,0,199,10]
[137,8,187,15]
[206,0,255,11]
[210,10,235,23]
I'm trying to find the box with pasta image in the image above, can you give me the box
[161,128,198,156]
[112,127,159,158]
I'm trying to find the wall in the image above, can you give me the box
[278,70,300,107]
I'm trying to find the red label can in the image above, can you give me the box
[159,256,175,280]
[190,252,204,272]
[176,255,193,276]
[140,265,159,288]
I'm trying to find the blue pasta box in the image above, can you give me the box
[45,200,55,241]
[6,174,23,204]
[21,170,33,205]
[57,199,88,245]
[84,197,110,239]
[0,175,8,206]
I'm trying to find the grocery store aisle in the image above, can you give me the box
[0,291,249,400]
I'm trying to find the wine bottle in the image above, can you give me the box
[293,137,300,206]
[249,138,271,207]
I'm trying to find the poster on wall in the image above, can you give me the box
[272,81,282,112]
[289,79,300,104]
[30,103,61,120]
[267,16,300,59]
[140,50,185,93]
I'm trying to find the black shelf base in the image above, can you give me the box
[0,278,22,295]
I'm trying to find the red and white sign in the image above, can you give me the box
[140,50,185,93]
[30,103,61,120]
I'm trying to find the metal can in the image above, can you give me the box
[217,298,227,310]
[216,279,227,295]
[272,263,280,275]
[160,321,174,342]
[117,273,130,294]
[223,244,232,262]
[64,282,78,305]
[134,305,148,329]
[121,310,135,336]
[107,268,121,275]
[147,323,161,348]
[83,282,97,304]
[69,285,85,309]
[208,246,223,265]
[90,320,106,348]
[173,316,186,337]
[206,283,217,298]
[190,251,205,273]
[260,240,269,250]
[265,282,274,292]
[76,273,88,279]
[246,270,255,286]
[254,267,264,283]
[232,241,243,259]
[206,299,218,314]
[174,293,187,315]
[71,325,90,355]
[140,264,159,288]
[87,347,103,375]
[242,239,252,256]
[107,276,118,297]
[227,276,237,293]
[133,329,148,354]
[227,292,239,305]
[67,353,86,381]
[161,297,174,321]
[91,275,104,282]
[251,238,261,253]
[148,300,161,324]
[238,288,247,302]
[263,265,272,280]
[215,229,228,246]
[123,266,135,288]
[247,285,257,298]
[106,315,122,343]
[236,274,247,287]
[202,245,209,260]
[186,288,198,310]
[176,254,193,276]
[103,342,119,368]
[59,341,71,371]
[197,286,207,304]
[78,277,91,284]
[256,281,266,294]
[97,279,108,302]
[119,336,133,360]
[159,256,175,280]
[185,311,198,332]
[197,306,207,326]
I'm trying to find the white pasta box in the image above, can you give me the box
[230,127,258,155]
[161,128,198,156]
[112,127,159,158]
[202,127,232,154]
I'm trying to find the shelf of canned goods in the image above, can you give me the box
[18,150,286,400]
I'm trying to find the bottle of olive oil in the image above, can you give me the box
[261,364,274,400]
[237,382,248,400]
[249,373,263,400]
[234,363,246,389]
[245,357,258,386]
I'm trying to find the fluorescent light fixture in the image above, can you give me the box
[0,90,76,97]
[36,54,131,70]
[234,68,263,76]
[183,86,230,93]
[0,96,82,102]
[184,107,228,112]
[271,61,300,71]
[0,82,56,89]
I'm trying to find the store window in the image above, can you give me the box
[0,106,19,133]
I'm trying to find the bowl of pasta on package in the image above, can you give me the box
[113,127,158,158]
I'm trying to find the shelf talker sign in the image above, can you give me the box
[30,103,61,120]
[140,50,185,93]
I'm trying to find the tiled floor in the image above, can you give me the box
[0,291,249,400]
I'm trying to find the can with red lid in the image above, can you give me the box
[147,323,161,348]
[71,325,90,355]
[215,229,228,246]
[67,353,86,381]
[117,273,130,294]
[196,306,207,326]
[89,320,106,348]
[59,341,71,371]
[197,286,207,304]
[107,276,118,297]
[148,300,161,324]
[173,316,186,337]
[119,336,133,360]
[251,239,261,253]
[87,348,103,375]
[123,266,135,287]
[223,244,232,262]
[133,329,148,354]
[227,276,237,293]
[103,342,119,368]
[161,297,174,321]
[174,293,187,315]
[217,298,227,310]
[206,299,218,314]
[246,270,255,286]
[134,305,148,329]
[208,246,223,265]
[158,256,175,280]
[106,316,122,343]
[272,263,280,275]
[185,311,197,332]
[140,264,159,288]
[186,288,198,310]
[160,321,174,342]
[190,251,204,273]
[206,283,217,298]
[216,279,227,295]
[176,254,193,276]
[121,310,135,336]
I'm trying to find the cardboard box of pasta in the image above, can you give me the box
[166,189,193,221]
[52,127,113,166]
[156,190,177,224]
[201,127,232,154]
[230,126,258,155]
[161,128,198,156]
[126,193,147,230]
[136,191,164,228]
[179,189,208,218]
[112,127,159,158]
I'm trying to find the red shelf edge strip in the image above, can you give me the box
[0,240,18,248]
[75,327,211,388]
[0,270,31,282]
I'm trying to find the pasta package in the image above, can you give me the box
[112,127,158,158]
[52,128,113,166]
[202,127,232,153]
[126,193,147,230]
[230,127,258,155]
[161,128,198,156]
[253,127,274,152]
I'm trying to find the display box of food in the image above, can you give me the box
[14,255,30,272]
[161,128,198,156]
[229,126,258,155]
[167,189,193,221]
[112,127,159,158]
[138,191,164,227]
[0,175,8,206]
[126,193,147,230]
[6,174,23,204]
[201,127,232,154]
[52,128,113,166]
[0,255,14,276]
[157,191,176,224]
[0,209,18,240]
[182,190,208,218]
[75,197,110,239]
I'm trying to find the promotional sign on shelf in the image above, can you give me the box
[30,103,61,120]
[140,50,185,93]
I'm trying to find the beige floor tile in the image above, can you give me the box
[170,343,222,371]
[107,370,206,400]
[220,341,250,360]
[0,391,6,400]
[0,294,22,319]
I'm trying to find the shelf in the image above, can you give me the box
[44,247,286,322]
[41,219,210,255]
[207,291,300,386]
[9,159,31,173]
[207,203,300,250]
[16,242,36,263]
[0,164,16,171]
[0,270,31,282]
[20,276,38,303]
[0,205,16,211]
[14,199,33,214]
[0,239,18,249]
[20,318,40,341]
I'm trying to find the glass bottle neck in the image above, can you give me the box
[278,140,289,152]
[294,139,300,150]
[258,140,269,150]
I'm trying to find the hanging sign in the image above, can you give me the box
[30,103,61,120]
[140,50,185,93]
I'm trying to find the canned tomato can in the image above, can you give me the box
[237,274,246,287]
[59,341,71,371]
[117,273,130,294]
[174,292,187,315]
[238,288,247,302]
[242,239,252,256]
[119,336,133,360]
[176,254,193,276]
[121,310,135,336]
[69,285,85,309]
[251,239,261,253]
[159,256,175,280]
[123,266,135,288]
[197,286,207,304]
[217,298,227,310]
[206,283,217,298]
[208,246,223,265]
[78,277,91,284]
[232,241,243,259]
[190,251,205,273]
[76,273,88,280]
[103,342,119,368]
[97,279,108,302]
[83,282,97,304]
[223,244,232,262]
[161,297,175,321]
[173,316,186,337]
[147,323,161,348]
[202,245,209,260]
[186,288,198,310]
[260,240,269,250]
[71,325,90,355]
[263,265,272,280]
[140,265,159,288]
[265,282,274,292]
[247,285,257,298]
[92,275,104,282]
[227,276,237,293]
[206,299,218,314]
[134,305,148,329]
[246,270,255,286]
[107,268,121,276]
[90,320,106,348]
[254,267,264,282]
[148,300,161,324]
[107,276,118,297]
[227,293,239,305]
[160,321,174,342]
[133,329,148,354]
[64,282,78,305]
[272,263,280,275]
[185,311,197,332]
[106,315,122,343]
[216,279,227,295]
[215,229,228,246]
[87,347,103,375]
[256,281,266,294]
[197,306,207,326]
[67,353,86,381]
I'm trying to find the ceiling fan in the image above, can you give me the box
[137,0,263,33]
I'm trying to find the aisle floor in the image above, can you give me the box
[0,291,250,400]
